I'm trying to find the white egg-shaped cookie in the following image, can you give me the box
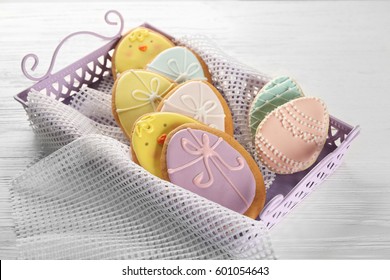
[157,80,233,135]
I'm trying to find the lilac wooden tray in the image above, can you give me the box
[14,10,360,230]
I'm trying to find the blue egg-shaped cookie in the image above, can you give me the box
[249,76,304,137]
[146,46,207,83]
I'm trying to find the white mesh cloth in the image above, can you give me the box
[11,134,274,259]
[11,35,278,259]
[26,89,129,152]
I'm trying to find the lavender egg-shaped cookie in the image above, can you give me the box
[161,124,266,219]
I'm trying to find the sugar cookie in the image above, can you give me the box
[156,80,234,135]
[131,112,200,178]
[146,46,210,83]
[112,27,174,77]
[112,70,176,138]
[255,97,329,174]
[249,76,304,137]
[161,123,266,219]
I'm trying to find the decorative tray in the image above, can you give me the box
[15,10,360,229]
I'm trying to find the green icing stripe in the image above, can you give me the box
[249,76,304,137]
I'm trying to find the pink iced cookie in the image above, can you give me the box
[255,97,329,174]
[161,124,265,218]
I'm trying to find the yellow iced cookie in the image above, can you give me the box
[112,70,176,137]
[131,112,199,178]
[112,27,174,77]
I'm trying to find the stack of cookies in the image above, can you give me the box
[111,27,330,219]
[248,77,330,175]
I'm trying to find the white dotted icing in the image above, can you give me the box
[255,97,329,174]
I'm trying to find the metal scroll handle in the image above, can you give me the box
[21,10,124,81]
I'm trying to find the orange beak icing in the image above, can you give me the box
[138,45,148,52]
[157,134,167,145]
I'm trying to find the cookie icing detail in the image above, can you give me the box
[113,27,174,74]
[128,28,149,42]
[249,76,304,137]
[275,104,325,145]
[160,81,226,130]
[147,47,206,83]
[167,128,256,212]
[255,97,329,174]
[116,71,175,113]
[134,115,155,137]
[113,70,175,137]
[132,112,199,178]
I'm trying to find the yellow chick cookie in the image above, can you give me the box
[112,27,174,78]
[131,112,199,178]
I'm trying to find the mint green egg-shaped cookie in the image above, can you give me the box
[249,76,304,137]
[146,46,207,83]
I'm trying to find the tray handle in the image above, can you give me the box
[21,10,124,82]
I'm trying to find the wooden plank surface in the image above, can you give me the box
[1,1,389,259]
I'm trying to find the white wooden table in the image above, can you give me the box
[1,1,389,259]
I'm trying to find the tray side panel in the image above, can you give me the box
[15,39,119,106]
[260,121,360,229]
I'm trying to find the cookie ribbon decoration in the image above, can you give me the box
[168,128,249,207]
[116,72,174,114]
[148,49,207,83]
[163,83,225,128]
[166,59,204,83]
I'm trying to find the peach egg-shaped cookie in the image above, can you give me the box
[112,70,176,138]
[255,97,329,174]
[146,46,210,83]
[131,112,200,178]
[112,27,174,78]
[161,123,266,219]
[157,80,234,135]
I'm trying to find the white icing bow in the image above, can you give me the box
[163,84,225,127]
[148,49,207,83]
[167,59,202,83]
